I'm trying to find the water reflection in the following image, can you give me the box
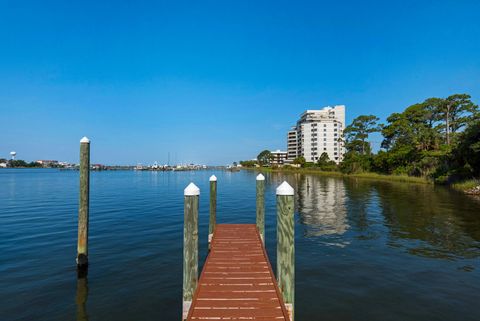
[373,182,480,260]
[296,176,348,237]
[265,171,480,260]
[76,271,89,321]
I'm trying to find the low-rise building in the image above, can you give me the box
[270,150,288,165]
[36,160,59,167]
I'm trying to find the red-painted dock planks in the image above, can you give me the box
[186,224,290,321]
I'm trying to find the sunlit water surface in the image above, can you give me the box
[1,169,479,321]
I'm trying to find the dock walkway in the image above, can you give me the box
[186,224,290,321]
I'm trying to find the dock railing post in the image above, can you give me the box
[256,174,265,244]
[276,181,295,321]
[183,183,200,321]
[208,175,217,249]
[77,136,90,269]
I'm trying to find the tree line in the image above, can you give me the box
[0,159,43,168]
[342,93,479,182]
[240,93,479,183]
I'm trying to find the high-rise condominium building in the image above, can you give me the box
[287,105,346,164]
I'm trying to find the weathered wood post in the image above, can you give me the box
[256,174,265,243]
[77,136,90,268]
[183,183,200,321]
[276,181,295,321]
[208,175,217,249]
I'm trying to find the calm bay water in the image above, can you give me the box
[1,169,479,321]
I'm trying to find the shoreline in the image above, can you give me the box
[242,167,431,184]
[243,167,480,195]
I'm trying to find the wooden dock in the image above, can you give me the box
[72,141,295,321]
[186,224,291,321]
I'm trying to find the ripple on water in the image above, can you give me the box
[1,169,480,321]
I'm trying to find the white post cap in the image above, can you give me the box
[256,174,265,181]
[209,175,217,182]
[184,182,200,196]
[276,181,294,196]
[80,136,90,143]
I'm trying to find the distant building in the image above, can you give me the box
[287,128,298,161]
[91,164,106,170]
[0,162,7,168]
[287,105,346,164]
[270,150,288,165]
[36,160,59,167]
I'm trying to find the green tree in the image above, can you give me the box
[316,152,338,171]
[344,115,381,155]
[8,160,29,167]
[438,94,478,145]
[257,150,272,166]
[452,119,480,177]
[317,152,331,165]
[341,152,372,174]
[293,156,306,167]
[380,102,444,176]
[239,160,256,167]
[340,115,381,174]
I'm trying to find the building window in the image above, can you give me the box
[323,148,327,151]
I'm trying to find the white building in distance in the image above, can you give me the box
[287,105,346,164]
[270,150,288,165]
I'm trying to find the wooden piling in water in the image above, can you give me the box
[276,181,295,321]
[208,175,217,249]
[256,174,265,243]
[183,183,199,321]
[77,137,90,268]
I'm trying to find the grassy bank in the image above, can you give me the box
[451,179,480,194]
[243,167,432,184]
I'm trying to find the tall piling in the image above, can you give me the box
[77,137,90,268]
[208,175,217,249]
[276,181,295,321]
[183,183,200,320]
[256,174,265,243]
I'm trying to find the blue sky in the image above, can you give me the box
[1,0,479,165]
